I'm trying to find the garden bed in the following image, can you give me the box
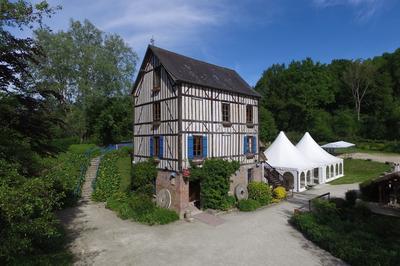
[290,198,400,266]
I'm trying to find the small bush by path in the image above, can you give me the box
[106,192,179,225]
[237,199,261,211]
[330,159,390,185]
[248,181,272,205]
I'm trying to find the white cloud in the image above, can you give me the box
[313,0,387,22]
[99,0,230,52]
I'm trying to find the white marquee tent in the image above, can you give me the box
[264,131,317,192]
[296,132,344,184]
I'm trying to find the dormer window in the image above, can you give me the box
[153,66,161,92]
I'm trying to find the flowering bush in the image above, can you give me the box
[272,186,287,201]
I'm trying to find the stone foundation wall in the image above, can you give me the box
[156,171,189,217]
[229,163,263,195]
[156,163,263,217]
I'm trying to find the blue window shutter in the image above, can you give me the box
[150,136,153,157]
[159,136,164,158]
[244,135,248,153]
[188,135,194,160]
[252,136,257,153]
[202,135,208,158]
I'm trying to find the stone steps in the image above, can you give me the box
[80,157,100,204]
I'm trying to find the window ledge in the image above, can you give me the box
[192,158,205,165]
[246,153,255,159]
[222,121,232,127]
[152,157,161,163]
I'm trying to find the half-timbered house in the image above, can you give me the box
[132,45,262,216]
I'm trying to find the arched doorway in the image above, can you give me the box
[335,164,339,176]
[326,166,330,179]
[313,168,319,184]
[339,163,343,175]
[330,165,334,177]
[283,172,294,191]
[306,170,311,185]
[300,172,306,188]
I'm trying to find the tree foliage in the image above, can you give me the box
[31,19,138,144]
[255,50,400,142]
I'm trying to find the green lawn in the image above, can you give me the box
[116,154,132,192]
[329,159,391,185]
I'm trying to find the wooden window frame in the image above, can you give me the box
[246,136,255,158]
[221,102,231,126]
[246,104,253,126]
[153,66,161,92]
[193,135,203,159]
[153,102,161,125]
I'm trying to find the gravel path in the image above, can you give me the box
[59,181,355,266]
[341,152,400,164]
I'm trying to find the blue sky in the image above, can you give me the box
[25,0,400,86]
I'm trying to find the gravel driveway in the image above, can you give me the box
[59,183,355,266]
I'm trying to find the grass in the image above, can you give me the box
[68,143,98,154]
[116,154,131,193]
[330,158,391,185]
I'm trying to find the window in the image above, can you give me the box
[246,105,253,124]
[153,102,161,122]
[150,136,163,158]
[193,136,203,158]
[247,136,254,153]
[153,67,161,90]
[153,136,160,158]
[188,135,208,160]
[222,103,230,123]
[247,168,253,184]
[244,135,256,155]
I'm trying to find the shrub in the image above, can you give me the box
[272,186,287,201]
[92,151,122,202]
[329,197,347,209]
[248,181,271,205]
[131,158,157,196]
[198,159,240,210]
[359,180,379,202]
[106,192,178,225]
[291,200,400,266]
[238,199,260,211]
[0,161,68,263]
[220,195,237,211]
[345,190,358,206]
[312,199,339,224]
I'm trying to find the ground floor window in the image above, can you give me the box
[247,168,253,184]
[326,166,330,179]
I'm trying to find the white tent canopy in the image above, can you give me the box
[264,131,316,170]
[321,141,355,149]
[296,132,342,165]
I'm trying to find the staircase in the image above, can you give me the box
[80,157,100,204]
[264,162,285,188]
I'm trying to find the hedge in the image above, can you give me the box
[290,199,400,266]
[237,199,260,211]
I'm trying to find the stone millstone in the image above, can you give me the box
[156,188,172,208]
[235,184,248,200]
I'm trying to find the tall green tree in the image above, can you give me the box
[0,0,62,175]
[31,20,138,144]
